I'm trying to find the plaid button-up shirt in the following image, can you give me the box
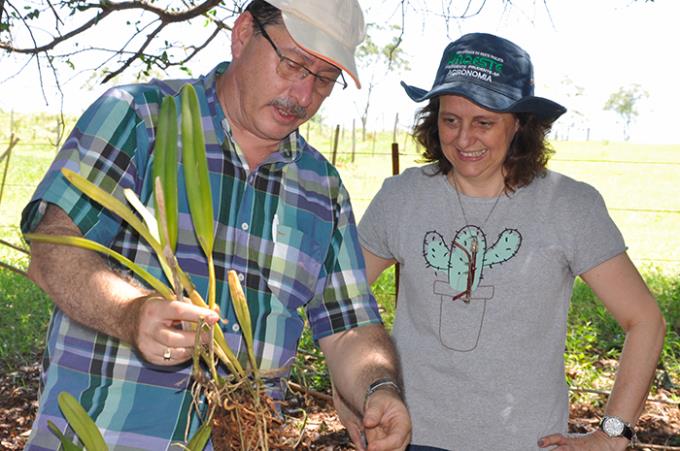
[21,62,381,450]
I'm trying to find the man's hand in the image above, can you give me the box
[27,205,221,366]
[333,384,410,451]
[538,430,630,451]
[333,385,367,450]
[363,389,411,451]
[127,294,219,366]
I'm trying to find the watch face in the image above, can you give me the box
[603,417,625,436]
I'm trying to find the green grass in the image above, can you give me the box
[0,265,52,372]
[1,115,679,398]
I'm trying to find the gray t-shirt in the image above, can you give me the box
[359,164,626,450]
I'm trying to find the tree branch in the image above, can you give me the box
[101,20,163,83]
[0,0,222,54]
[0,260,28,278]
[0,239,30,256]
[386,1,405,70]
[166,22,223,69]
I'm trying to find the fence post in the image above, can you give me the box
[0,134,20,210]
[391,143,399,176]
[391,141,401,303]
[403,126,409,153]
[351,119,356,163]
[331,124,340,166]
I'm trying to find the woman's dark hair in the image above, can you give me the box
[246,0,283,28]
[413,96,557,192]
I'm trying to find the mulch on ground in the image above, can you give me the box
[1,362,678,450]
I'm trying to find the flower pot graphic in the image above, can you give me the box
[423,226,522,352]
[433,279,494,351]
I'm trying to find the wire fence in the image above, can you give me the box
[2,114,680,269]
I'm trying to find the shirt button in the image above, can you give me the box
[232,323,240,332]
[238,273,245,282]
[241,222,249,231]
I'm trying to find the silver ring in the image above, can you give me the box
[163,347,172,361]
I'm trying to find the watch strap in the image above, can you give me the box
[363,378,402,411]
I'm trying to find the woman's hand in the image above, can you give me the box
[538,430,630,451]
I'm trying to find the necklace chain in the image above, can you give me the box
[451,173,504,229]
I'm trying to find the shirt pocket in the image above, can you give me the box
[267,223,323,308]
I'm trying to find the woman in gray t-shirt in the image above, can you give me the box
[338,33,664,451]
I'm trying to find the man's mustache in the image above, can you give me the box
[270,97,306,119]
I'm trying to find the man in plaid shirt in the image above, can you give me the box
[21,1,411,449]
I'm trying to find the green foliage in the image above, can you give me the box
[0,111,78,147]
[568,279,625,351]
[357,24,410,72]
[603,84,649,141]
[355,23,410,137]
[0,265,52,371]
[604,84,648,117]
[291,318,330,393]
[567,275,680,395]
[644,268,680,384]
[291,267,397,393]
[53,392,108,451]
[1,113,679,412]
[371,266,397,332]
[153,95,179,252]
[185,422,212,451]
[46,422,83,451]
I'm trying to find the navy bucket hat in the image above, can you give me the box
[401,32,566,121]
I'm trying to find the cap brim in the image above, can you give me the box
[282,13,361,89]
[401,81,566,121]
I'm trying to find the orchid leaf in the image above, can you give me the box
[60,168,175,287]
[56,391,108,451]
[228,270,258,378]
[47,420,84,451]
[25,233,174,300]
[185,421,212,451]
[123,188,159,243]
[153,95,179,252]
[180,84,216,310]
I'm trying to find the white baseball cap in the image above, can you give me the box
[261,0,366,88]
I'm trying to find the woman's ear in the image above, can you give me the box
[231,12,256,60]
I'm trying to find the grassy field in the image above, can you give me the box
[1,114,679,397]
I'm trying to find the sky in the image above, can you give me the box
[1,0,677,144]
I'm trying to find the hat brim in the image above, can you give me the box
[401,80,566,121]
[282,13,361,89]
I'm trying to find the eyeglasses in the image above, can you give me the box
[452,237,478,304]
[251,15,348,96]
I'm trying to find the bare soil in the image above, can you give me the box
[1,362,678,450]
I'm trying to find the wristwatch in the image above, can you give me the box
[599,416,635,441]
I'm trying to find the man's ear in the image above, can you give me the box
[231,12,256,59]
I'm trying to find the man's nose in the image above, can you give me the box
[289,74,316,108]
